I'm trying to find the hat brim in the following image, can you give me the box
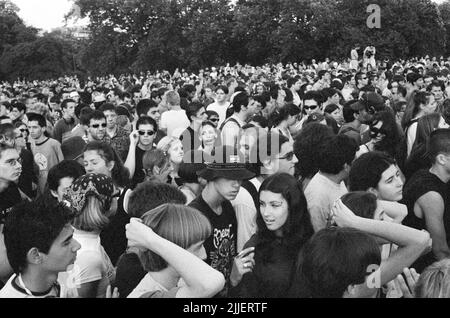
[197,167,255,181]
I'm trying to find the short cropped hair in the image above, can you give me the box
[4,201,74,273]
[341,191,378,220]
[136,116,157,132]
[428,129,450,163]
[46,160,85,192]
[139,204,211,271]
[319,135,357,174]
[27,113,46,127]
[292,227,381,298]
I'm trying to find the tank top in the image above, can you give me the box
[402,169,450,271]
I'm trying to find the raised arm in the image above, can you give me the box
[332,200,430,292]
[124,131,139,178]
[126,218,225,298]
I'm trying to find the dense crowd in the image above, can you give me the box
[1,51,450,298]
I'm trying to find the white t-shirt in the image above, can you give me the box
[207,102,230,127]
[231,178,261,253]
[0,274,60,298]
[304,172,348,232]
[128,273,168,298]
[61,230,115,298]
[160,109,190,138]
[220,114,245,148]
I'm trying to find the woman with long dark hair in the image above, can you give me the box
[404,113,449,180]
[355,110,401,160]
[229,173,314,298]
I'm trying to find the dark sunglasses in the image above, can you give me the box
[209,118,219,122]
[303,105,318,110]
[370,126,387,138]
[278,151,294,161]
[91,123,107,129]
[138,130,155,136]
[19,129,29,133]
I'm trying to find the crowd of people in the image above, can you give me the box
[1,52,450,298]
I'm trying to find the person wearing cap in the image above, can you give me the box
[339,92,385,145]
[53,99,78,143]
[92,93,106,110]
[61,173,116,298]
[188,146,255,297]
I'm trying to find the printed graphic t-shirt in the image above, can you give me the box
[189,194,237,296]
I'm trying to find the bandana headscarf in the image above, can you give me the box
[64,173,114,215]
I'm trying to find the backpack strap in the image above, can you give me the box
[220,117,241,131]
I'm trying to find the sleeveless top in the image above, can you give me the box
[402,169,450,272]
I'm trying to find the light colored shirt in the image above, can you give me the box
[207,102,230,127]
[304,172,348,232]
[160,109,190,138]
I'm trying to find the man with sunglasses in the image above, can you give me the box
[340,92,385,145]
[124,116,158,188]
[86,110,107,142]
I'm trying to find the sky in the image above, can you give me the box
[10,0,86,31]
[10,0,448,32]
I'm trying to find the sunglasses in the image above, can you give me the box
[209,118,219,122]
[303,105,318,110]
[138,130,155,136]
[278,151,294,161]
[370,126,387,138]
[90,123,107,129]
[19,129,29,133]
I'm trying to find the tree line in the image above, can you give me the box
[1,0,450,81]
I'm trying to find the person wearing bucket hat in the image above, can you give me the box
[189,146,254,297]
[61,173,116,298]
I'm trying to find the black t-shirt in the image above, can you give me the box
[18,148,36,198]
[189,194,237,296]
[402,169,450,272]
[115,252,146,298]
[0,184,22,225]
[131,146,147,189]
[100,188,131,266]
